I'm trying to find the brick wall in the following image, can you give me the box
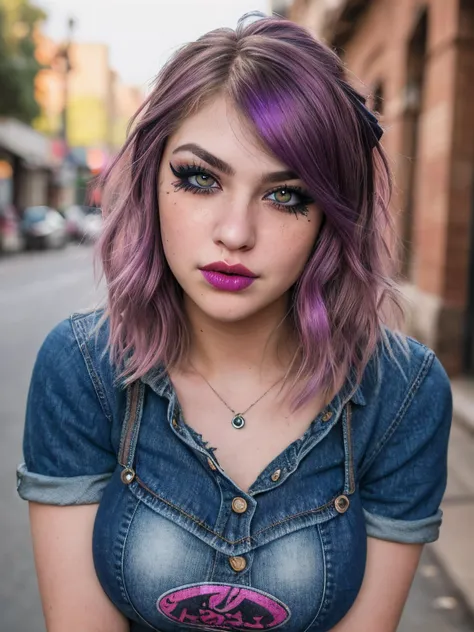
[294,0,474,374]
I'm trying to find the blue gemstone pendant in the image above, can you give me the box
[231,414,245,429]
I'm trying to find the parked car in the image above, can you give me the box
[0,204,23,254]
[82,206,103,242]
[64,205,103,243]
[21,206,67,250]
[64,205,87,242]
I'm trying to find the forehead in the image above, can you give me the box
[167,95,287,172]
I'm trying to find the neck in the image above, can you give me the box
[182,295,296,382]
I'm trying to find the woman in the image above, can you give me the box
[17,12,452,632]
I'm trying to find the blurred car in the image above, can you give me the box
[64,205,103,243]
[0,204,24,254]
[21,206,67,250]
[82,207,103,242]
[64,204,87,242]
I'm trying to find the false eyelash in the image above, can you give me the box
[169,162,219,195]
[169,162,313,215]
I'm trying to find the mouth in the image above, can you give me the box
[199,261,258,278]
[199,261,258,292]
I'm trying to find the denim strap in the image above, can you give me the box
[341,402,355,495]
[118,381,146,469]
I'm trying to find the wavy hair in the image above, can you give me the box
[96,13,409,408]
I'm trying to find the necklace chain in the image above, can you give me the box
[191,363,283,428]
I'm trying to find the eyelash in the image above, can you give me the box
[169,162,313,217]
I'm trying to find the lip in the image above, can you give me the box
[199,261,258,292]
[200,261,257,277]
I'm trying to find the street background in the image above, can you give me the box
[1,0,474,630]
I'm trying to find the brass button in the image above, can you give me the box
[207,457,217,471]
[231,497,248,514]
[172,418,179,429]
[121,467,135,485]
[322,411,333,422]
[335,495,350,514]
[229,556,247,572]
[271,469,281,482]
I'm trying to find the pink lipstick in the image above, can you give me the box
[199,261,257,292]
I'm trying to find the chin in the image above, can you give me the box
[188,292,269,324]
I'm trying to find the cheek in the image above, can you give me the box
[158,190,207,263]
[272,215,321,273]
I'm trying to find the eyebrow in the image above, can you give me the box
[171,143,299,185]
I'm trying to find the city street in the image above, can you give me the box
[1,245,473,631]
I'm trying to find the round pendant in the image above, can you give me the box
[231,414,245,429]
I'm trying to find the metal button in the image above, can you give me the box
[271,469,281,482]
[121,467,135,485]
[229,556,247,572]
[335,494,350,514]
[322,411,333,422]
[231,497,248,514]
[207,457,217,471]
[172,418,179,429]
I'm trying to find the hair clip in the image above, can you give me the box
[343,84,383,146]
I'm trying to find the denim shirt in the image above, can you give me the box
[17,310,452,632]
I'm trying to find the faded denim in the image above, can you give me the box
[17,310,452,632]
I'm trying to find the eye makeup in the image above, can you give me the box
[169,162,314,216]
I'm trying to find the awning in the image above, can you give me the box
[0,118,56,169]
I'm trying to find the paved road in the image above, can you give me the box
[1,245,473,631]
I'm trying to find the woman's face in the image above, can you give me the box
[158,95,323,324]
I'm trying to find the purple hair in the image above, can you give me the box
[96,14,409,408]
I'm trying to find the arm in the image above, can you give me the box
[29,502,129,632]
[330,537,423,632]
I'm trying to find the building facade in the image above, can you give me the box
[289,0,474,378]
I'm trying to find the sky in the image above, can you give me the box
[38,0,272,89]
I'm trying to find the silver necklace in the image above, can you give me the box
[193,367,283,429]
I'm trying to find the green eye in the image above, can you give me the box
[192,173,216,188]
[273,188,292,204]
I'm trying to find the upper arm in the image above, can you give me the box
[330,537,422,632]
[17,317,118,504]
[360,351,453,544]
[29,502,129,632]
[17,318,125,630]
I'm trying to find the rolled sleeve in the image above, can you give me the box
[16,464,112,505]
[17,317,117,506]
[360,352,453,544]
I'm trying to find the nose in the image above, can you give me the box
[212,194,256,252]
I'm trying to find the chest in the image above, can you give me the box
[93,387,366,632]
[171,378,329,493]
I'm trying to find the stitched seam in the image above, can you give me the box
[115,496,139,604]
[135,475,250,544]
[251,499,336,537]
[119,383,141,467]
[71,316,113,423]
[120,499,162,632]
[118,384,133,466]
[346,403,355,494]
[302,523,327,632]
[76,317,113,421]
[135,475,338,545]
[358,349,435,479]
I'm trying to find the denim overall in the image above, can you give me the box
[17,310,453,631]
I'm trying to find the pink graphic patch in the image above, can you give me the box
[157,583,290,630]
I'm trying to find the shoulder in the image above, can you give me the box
[357,327,452,473]
[363,327,450,409]
[36,308,118,421]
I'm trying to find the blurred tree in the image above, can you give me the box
[0,0,46,123]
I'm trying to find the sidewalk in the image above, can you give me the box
[429,378,474,615]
